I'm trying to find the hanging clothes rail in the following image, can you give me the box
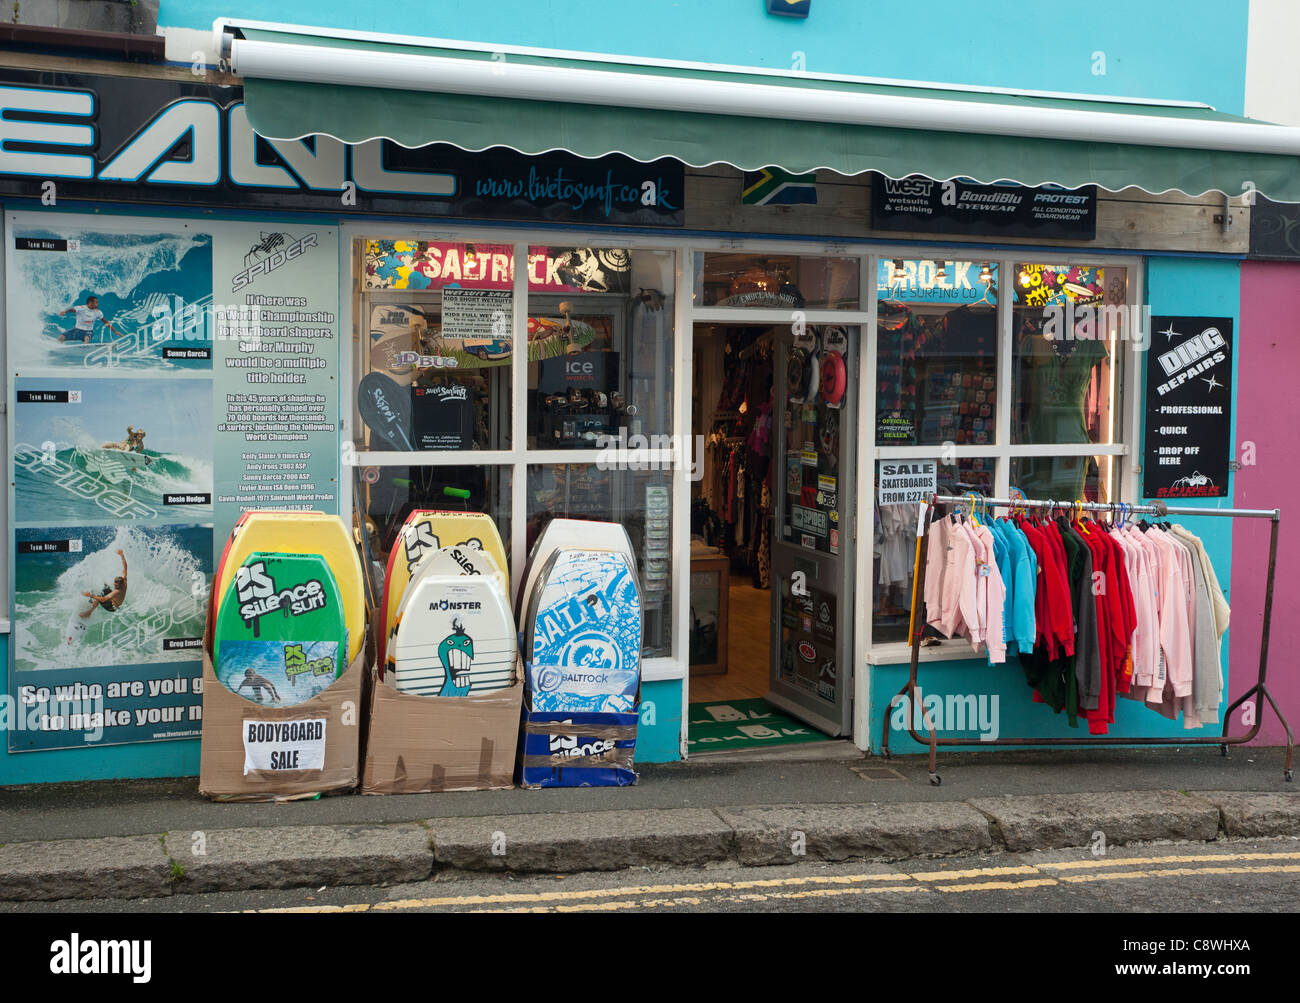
[881,494,1290,784]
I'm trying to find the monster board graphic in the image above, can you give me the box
[388,575,515,697]
[378,510,508,666]
[214,512,364,663]
[516,518,637,631]
[525,549,642,714]
[214,552,347,706]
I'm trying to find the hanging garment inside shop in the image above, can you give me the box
[922,505,1228,734]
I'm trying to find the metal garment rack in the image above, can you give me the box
[880,493,1291,784]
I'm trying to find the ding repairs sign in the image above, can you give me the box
[242,718,327,774]
[1143,317,1233,499]
[878,460,938,505]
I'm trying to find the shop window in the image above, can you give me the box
[875,259,998,448]
[1009,454,1116,506]
[871,458,995,645]
[1011,263,1128,493]
[354,238,514,452]
[697,253,860,310]
[355,465,513,599]
[526,464,672,658]
[526,247,675,450]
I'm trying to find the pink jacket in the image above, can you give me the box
[924,516,980,643]
[1143,529,1194,702]
[972,523,1007,663]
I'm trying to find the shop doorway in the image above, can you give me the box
[686,321,852,751]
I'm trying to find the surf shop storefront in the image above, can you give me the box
[1,29,1297,785]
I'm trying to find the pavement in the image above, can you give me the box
[1,744,1297,903]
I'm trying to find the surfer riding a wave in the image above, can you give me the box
[101,426,152,466]
[80,548,128,618]
[57,295,122,344]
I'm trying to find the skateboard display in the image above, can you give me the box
[213,551,348,707]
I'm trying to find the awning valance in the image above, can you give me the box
[224,22,1300,202]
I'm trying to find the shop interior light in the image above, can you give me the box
[892,259,905,272]
[935,261,947,280]
[978,264,992,284]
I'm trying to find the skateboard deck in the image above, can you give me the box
[213,551,347,707]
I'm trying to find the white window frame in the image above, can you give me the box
[337,224,1145,756]
[866,251,1146,666]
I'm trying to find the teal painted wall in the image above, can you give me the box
[869,257,1244,754]
[637,678,683,763]
[161,0,1251,113]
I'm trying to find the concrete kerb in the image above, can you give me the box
[0,791,1297,901]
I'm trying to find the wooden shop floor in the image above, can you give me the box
[688,580,772,703]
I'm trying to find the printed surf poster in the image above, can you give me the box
[14,376,213,523]
[5,212,342,751]
[8,226,214,372]
[10,524,210,749]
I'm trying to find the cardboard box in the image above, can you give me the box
[516,709,638,788]
[361,657,523,795]
[198,638,365,802]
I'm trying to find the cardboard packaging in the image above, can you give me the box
[198,636,366,802]
[361,656,524,795]
[516,707,638,788]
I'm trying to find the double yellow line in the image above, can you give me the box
[250,849,1300,913]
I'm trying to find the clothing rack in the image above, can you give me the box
[881,493,1291,784]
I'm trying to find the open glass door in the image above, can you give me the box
[768,323,856,736]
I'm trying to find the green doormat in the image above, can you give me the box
[687,697,831,751]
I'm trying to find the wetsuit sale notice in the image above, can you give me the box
[1142,316,1233,499]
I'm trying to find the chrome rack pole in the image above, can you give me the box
[902,495,1289,782]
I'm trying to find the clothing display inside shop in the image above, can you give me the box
[689,325,777,706]
[875,301,997,447]
[697,329,774,587]
[923,502,1229,735]
[1014,315,1110,500]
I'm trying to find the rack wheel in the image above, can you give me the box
[1286,769,1293,783]
[1220,744,1229,757]
[929,773,941,786]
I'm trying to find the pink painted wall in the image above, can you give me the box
[1235,262,1300,745]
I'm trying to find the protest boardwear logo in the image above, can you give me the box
[404,523,438,565]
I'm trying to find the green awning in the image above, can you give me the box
[231,26,1300,202]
